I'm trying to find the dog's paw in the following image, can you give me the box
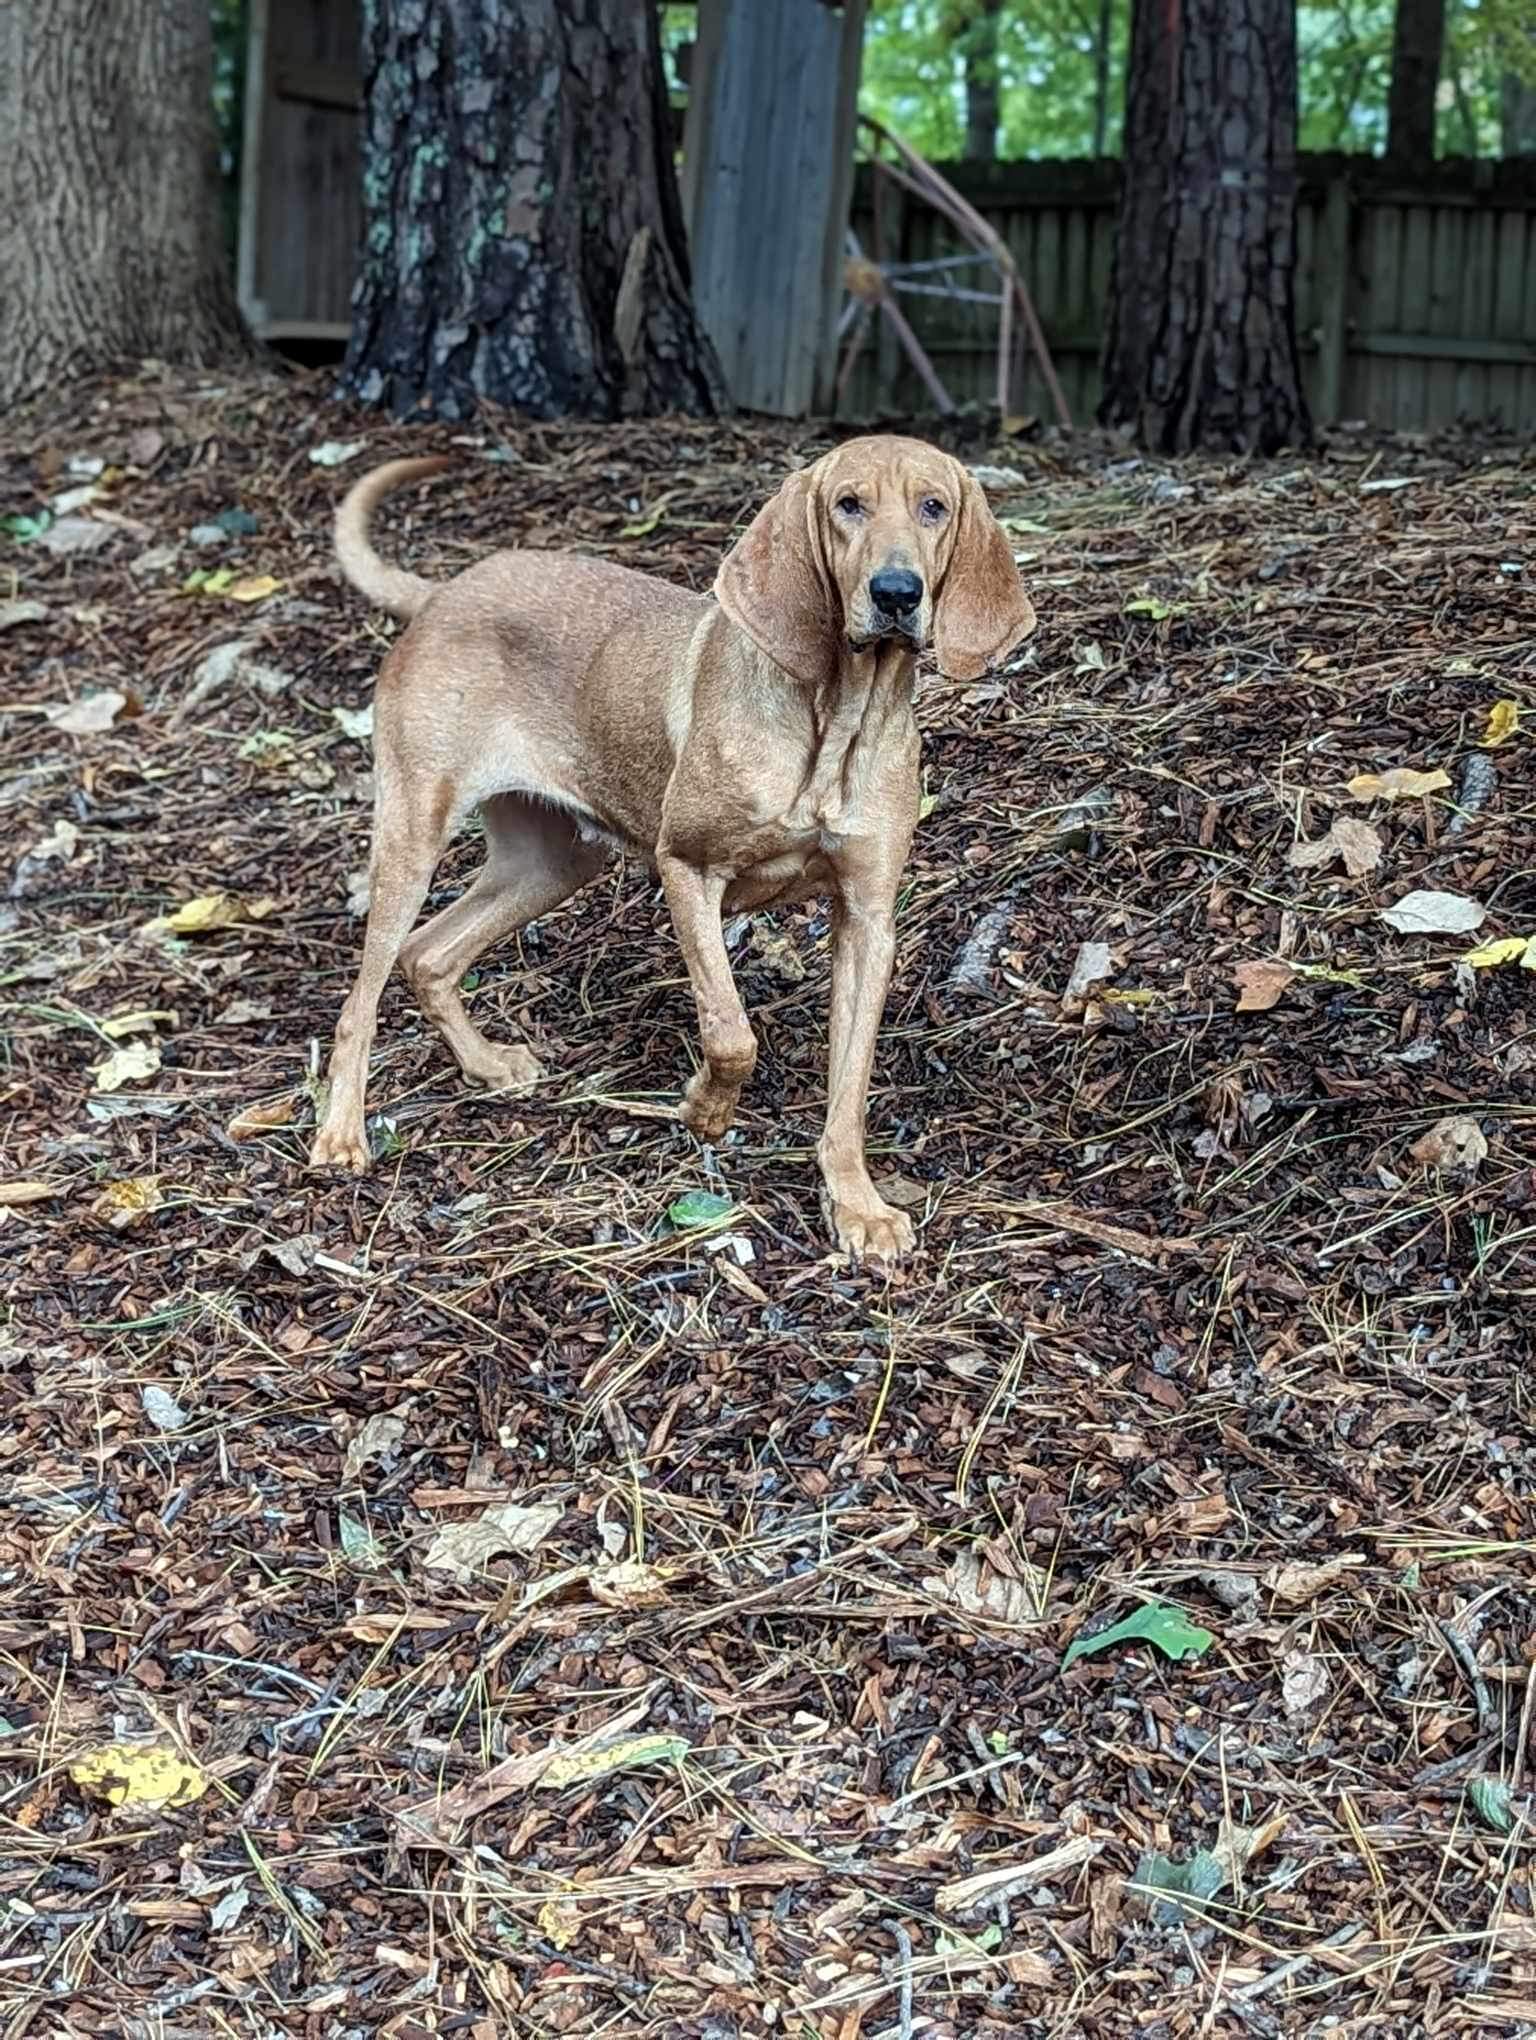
[679,1071,738,1143]
[309,1123,372,1174]
[464,1042,544,1093]
[827,1196,915,1269]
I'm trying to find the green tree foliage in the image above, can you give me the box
[859,0,1536,159]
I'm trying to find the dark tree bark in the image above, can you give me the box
[1386,0,1446,164]
[961,0,1002,160]
[340,0,725,421]
[1501,68,1536,156]
[1092,0,1113,155]
[1098,0,1309,455]
[0,0,251,409]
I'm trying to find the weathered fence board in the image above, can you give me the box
[683,0,866,416]
[846,155,1536,431]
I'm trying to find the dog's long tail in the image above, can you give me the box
[333,456,454,621]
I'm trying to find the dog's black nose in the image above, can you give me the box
[869,567,923,618]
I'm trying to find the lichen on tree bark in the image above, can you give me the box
[340,0,725,421]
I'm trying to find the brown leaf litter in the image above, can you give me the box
[0,365,1534,2035]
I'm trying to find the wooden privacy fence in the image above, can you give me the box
[845,154,1536,433]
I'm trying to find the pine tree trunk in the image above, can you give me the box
[1501,70,1536,155]
[1099,0,1309,455]
[962,0,1002,160]
[0,0,251,409]
[340,0,725,421]
[1386,0,1446,163]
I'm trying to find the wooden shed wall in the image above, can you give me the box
[238,0,361,336]
[846,156,1536,432]
[682,0,866,417]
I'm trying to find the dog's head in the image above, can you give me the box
[715,435,1036,687]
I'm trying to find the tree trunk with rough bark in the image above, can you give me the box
[340,0,725,421]
[0,0,251,409]
[1099,0,1309,454]
[961,0,1002,160]
[1386,0,1446,164]
[1501,68,1536,155]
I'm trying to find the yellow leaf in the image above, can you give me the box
[225,574,281,602]
[69,1743,208,1809]
[1098,987,1158,1008]
[143,891,276,936]
[92,1040,161,1091]
[90,1176,164,1229]
[537,1898,582,1949]
[0,1180,58,1207]
[540,1732,689,1789]
[100,1008,178,1040]
[1345,767,1451,802]
[1482,699,1521,748]
[1463,935,1535,968]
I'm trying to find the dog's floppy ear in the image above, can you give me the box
[933,471,1037,683]
[715,465,836,688]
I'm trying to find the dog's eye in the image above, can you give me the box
[919,496,948,522]
[835,494,863,517]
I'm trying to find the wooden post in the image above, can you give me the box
[1317,176,1353,427]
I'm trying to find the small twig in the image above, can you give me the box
[883,1918,914,2040]
[1438,1617,1496,1739]
[1232,1924,1363,2002]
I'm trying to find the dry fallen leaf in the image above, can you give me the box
[91,1176,164,1229]
[1482,700,1521,748]
[92,1041,161,1092]
[226,1093,299,1139]
[1233,959,1295,1013]
[1281,1650,1330,1714]
[923,1546,1050,1627]
[46,688,128,735]
[225,574,281,603]
[0,1180,58,1208]
[394,1694,656,1846]
[332,703,374,742]
[1346,766,1451,802]
[1287,816,1382,877]
[1409,1116,1488,1173]
[1464,934,1536,970]
[343,1411,408,1483]
[141,1382,189,1432]
[1262,1553,1366,1605]
[423,1499,563,1582]
[69,1744,207,1809]
[1379,889,1486,937]
[100,1008,176,1040]
[143,891,277,937]
[587,1559,672,1609]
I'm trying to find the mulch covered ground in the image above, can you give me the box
[2,362,1534,2039]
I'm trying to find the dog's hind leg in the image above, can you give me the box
[310,777,450,1174]
[398,794,604,1092]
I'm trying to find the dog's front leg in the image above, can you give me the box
[819,851,914,1267]
[659,856,757,1143]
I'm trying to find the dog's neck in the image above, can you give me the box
[800,638,916,826]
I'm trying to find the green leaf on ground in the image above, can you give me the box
[1063,1601,1213,1670]
[1470,1774,1513,1834]
[668,1190,734,1229]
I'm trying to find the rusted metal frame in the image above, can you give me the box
[860,117,1072,429]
